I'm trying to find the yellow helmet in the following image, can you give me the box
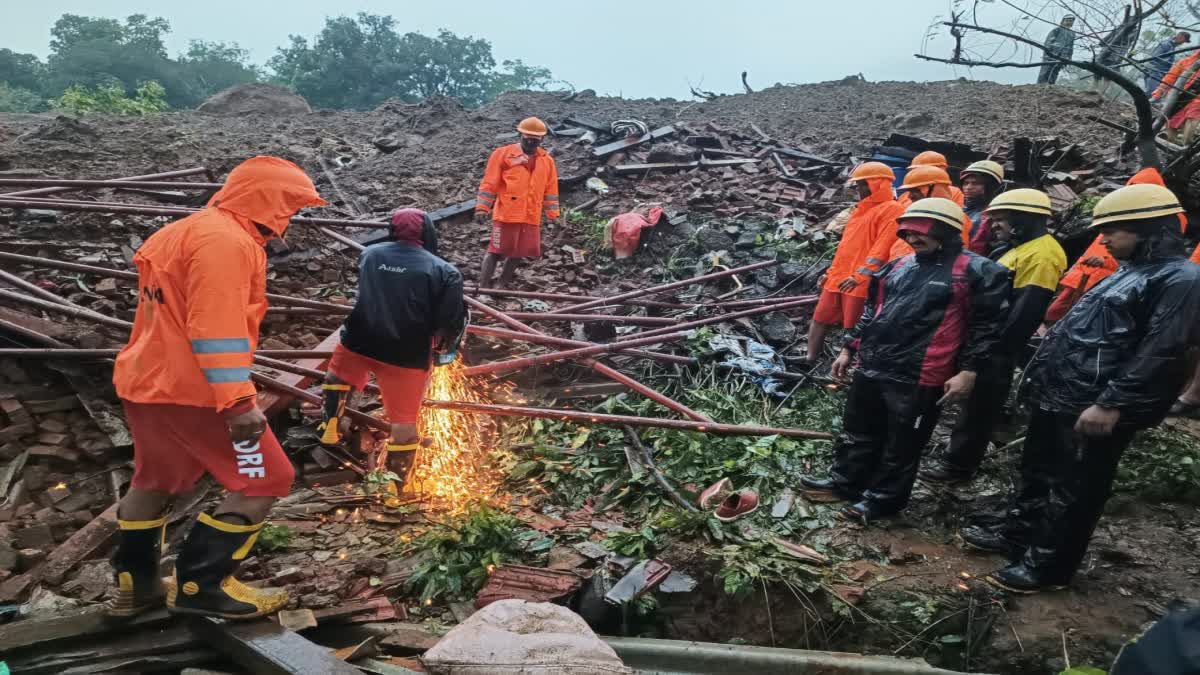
[897,197,964,231]
[984,188,1052,216]
[961,160,1005,184]
[1092,183,1183,227]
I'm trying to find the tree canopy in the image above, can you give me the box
[0,11,559,113]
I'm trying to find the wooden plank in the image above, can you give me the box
[189,616,362,675]
[256,331,341,416]
[40,502,119,585]
[592,125,676,158]
[0,607,172,652]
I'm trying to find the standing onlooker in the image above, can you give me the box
[1038,16,1076,84]
[1145,31,1191,94]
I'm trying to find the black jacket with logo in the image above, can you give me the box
[1023,227,1200,427]
[340,241,464,369]
[846,241,1011,387]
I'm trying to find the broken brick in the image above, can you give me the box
[37,418,68,434]
[14,524,55,550]
[36,432,70,446]
[27,445,81,463]
[25,396,82,414]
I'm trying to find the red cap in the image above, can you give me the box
[390,208,426,243]
[896,217,936,236]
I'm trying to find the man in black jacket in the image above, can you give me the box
[800,198,1011,523]
[921,189,1066,487]
[319,208,465,490]
[984,184,1200,593]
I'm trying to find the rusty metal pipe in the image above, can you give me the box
[423,400,833,440]
[463,329,691,378]
[0,288,132,330]
[0,179,223,190]
[469,287,694,310]
[500,312,677,326]
[0,348,335,359]
[251,372,389,433]
[0,167,210,199]
[0,251,353,312]
[466,296,713,423]
[618,296,817,342]
[0,269,77,307]
[0,197,392,230]
[556,259,779,314]
[467,325,693,365]
[711,295,818,308]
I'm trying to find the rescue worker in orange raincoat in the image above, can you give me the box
[1153,51,1200,146]
[805,162,905,366]
[1044,168,1185,323]
[108,156,325,620]
[475,117,561,289]
[888,166,973,261]
[909,151,965,204]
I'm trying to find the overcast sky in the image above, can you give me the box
[3,1,1077,98]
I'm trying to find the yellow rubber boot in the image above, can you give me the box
[319,383,351,444]
[107,516,167,618]
[167,513,288,620]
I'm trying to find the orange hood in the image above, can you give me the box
[862,176,895,205]
[207,156,326,241]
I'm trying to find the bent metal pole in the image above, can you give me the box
[617,295,817,342]
[463,329,692,377]
[423,400,833,440]
[0,167,210,199]
[554,259,779,314]
[467,325,693,366]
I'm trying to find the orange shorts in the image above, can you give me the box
[124,401,294,497]
[328,344,431,425]
[487,221,541,258]
[813,290,866,329]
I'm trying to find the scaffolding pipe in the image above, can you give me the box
[618,296,817,342]
[463,329,692,377]
[466,297,713,423]
[422,400,833,440]
[467,325,693,365]
[0,196,392,230]
[0,348,335,359]
[499,312,677,326]
[555,259,779,313]
[0,167,210,199]
[0,251,353,312]
[469,287,694,310]
[0,179,223,190]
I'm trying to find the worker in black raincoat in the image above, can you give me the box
[921,189,1066,486]
[982,183,1200,594]
[800,198,1010,523]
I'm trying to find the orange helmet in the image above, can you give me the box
[517,117,548,137]
[901,165,952,190]
[910,151,949,170]
[849,162,895,182]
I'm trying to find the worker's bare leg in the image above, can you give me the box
[118,487,172,520]
[1180,360,1200,406]
[806,320,833,365]
[497,257,521,289]
[214,493,277,524]
[479,252,500,288]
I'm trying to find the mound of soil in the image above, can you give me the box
[197,83,312,115]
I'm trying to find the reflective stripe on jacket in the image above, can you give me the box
[113,157,324,413]
[476,144,560,224]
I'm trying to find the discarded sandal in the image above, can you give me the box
[715,490,759,522]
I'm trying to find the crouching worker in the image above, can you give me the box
[110,157,327,619]
[981,184,1200,593]
[320,208,466,493]
[800,198,1009,523]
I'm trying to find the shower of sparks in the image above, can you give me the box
[410,360,511,511]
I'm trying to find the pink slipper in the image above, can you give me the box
[715,490,760,522]
[698,478,734,509]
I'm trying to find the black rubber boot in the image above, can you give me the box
[319,383,351,445]
[839,500,899,525]
[985,562,1068,594]
[107,516,167,618]
[167,513,288,620]
[383,441,419,498]
[959,525,1023,557]
[799,476,858,502]
[918,460,973,486]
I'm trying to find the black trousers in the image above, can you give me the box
[940,354,1015,477]
[830,373,941,512]
[1014,408,1138,582]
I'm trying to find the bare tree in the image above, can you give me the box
[917,1,1193,170]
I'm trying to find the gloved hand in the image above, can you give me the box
[474,211,489,225]
[434,350,458,367]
